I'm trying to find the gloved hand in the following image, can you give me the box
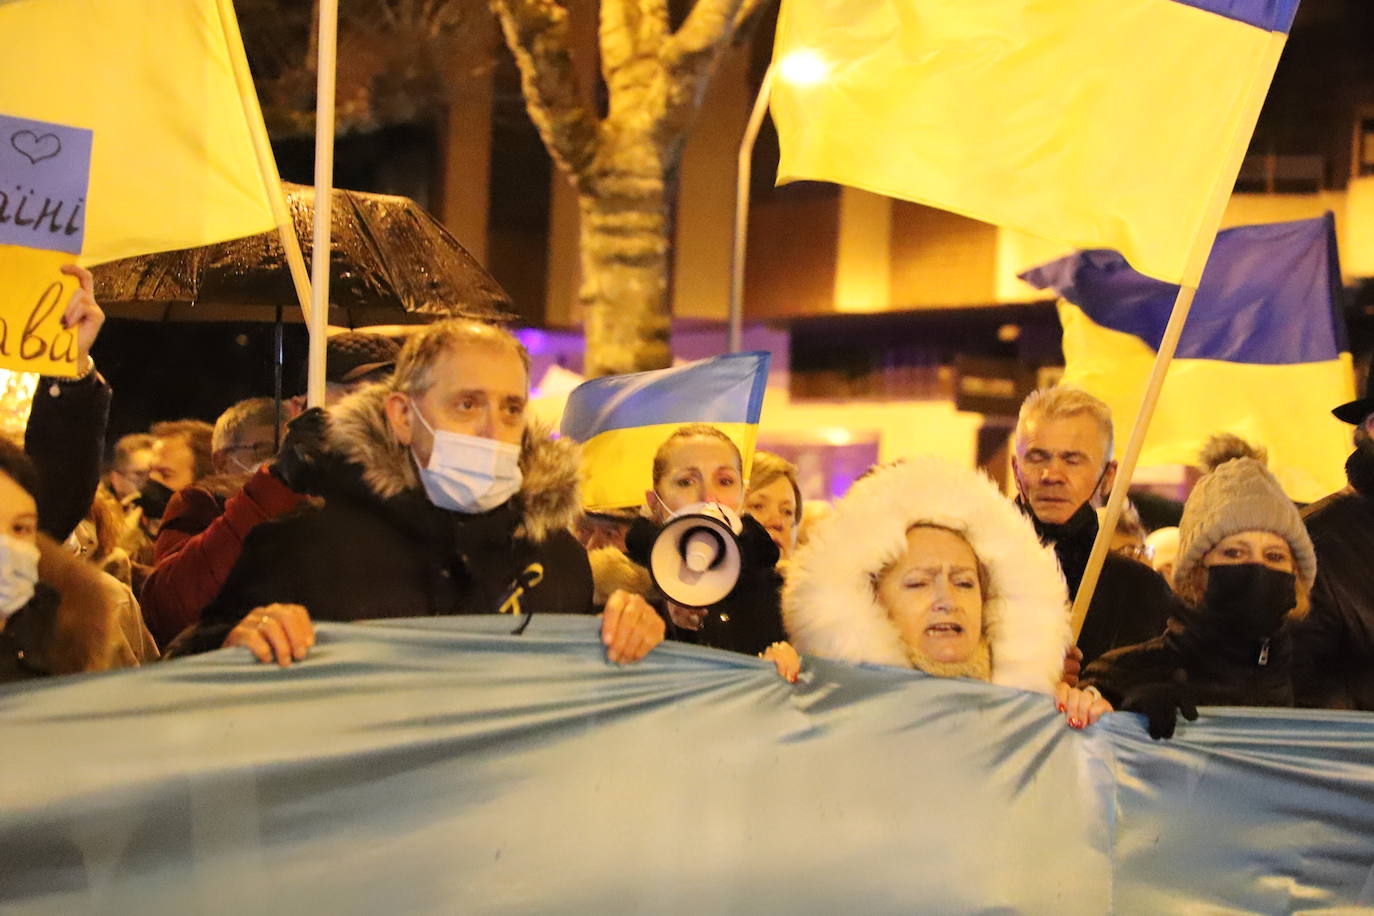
[1118,671,1199,740]
[270,407,330,494]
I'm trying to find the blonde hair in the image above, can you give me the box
[650,424,743,491]
[390,318,530,397]
[1016,386,1114,464]
[212,397,277,455]
[747,451,802,527]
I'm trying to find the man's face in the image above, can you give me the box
[149,436,198,492]
[1357,414,1374,455]
[388,342,528,467]
[1012,413,1112,525]
[108,448,152,501]
[217,423,278,475]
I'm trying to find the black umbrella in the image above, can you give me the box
[93,182,513,326]
[92,183,514,436]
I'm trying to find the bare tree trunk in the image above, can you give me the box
[491,0,766,375]
[578,135,675,375]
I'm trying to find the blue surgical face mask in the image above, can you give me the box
[409,400,523,514]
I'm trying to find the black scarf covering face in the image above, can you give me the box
[1018,496,1098,598]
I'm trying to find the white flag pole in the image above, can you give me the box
[307,0,339,408]
[728,67,774,354]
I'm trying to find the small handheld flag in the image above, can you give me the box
[560,352,771,512]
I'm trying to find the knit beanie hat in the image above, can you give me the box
[1174,458,1316,590]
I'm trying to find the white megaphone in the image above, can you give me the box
[649,501,744,608]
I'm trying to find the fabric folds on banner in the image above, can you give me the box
[770,0,1298,286]
[1021,214,1353,502]
[2,616,1372,914]
[560,351,771,511]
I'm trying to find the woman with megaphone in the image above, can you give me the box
[591,424,800,681]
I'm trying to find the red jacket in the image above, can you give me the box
[140,467,308,648]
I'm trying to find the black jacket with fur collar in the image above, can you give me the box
[176,387,593,653]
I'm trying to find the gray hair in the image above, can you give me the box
[212,397,277,454]
[1015,386,1114,465]
[389,318,530,397]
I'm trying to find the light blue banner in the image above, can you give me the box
[2,616,1371,914]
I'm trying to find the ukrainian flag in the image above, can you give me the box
[0,0,279,375]
[561,352,771,512]
[771,0,1300,286]
[1021,214,1354,503]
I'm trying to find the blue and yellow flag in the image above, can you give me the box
[771,0,1299,286]
[0,0,278,375]
[1021,214,1354,503]
[561,352,771,511]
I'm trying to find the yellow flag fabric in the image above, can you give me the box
[0,0,277,375]
[770,0,1291,286]
[0,0,276,265]
[1059,301,1353,503]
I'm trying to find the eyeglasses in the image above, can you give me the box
[1112,543,1154,563]
[224,442,277,462]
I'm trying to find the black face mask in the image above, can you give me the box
[138,478,175,521]
[1202,563,1296,640]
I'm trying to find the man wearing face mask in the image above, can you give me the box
[1012,387,1179,668]
[1081,458,1317,739]
[1292,369,1374,710]
[175,319,663,666]
[139,398,316,647]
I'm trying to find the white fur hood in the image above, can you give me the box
[782,457,1070,694]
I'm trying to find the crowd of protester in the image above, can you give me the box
[4,271,1374,742]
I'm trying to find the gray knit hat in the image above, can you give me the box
[1175,458,1316,590]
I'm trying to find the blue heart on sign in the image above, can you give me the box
[11,130,62,165]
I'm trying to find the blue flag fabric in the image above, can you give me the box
[1019,214,1345,365]
[3,616,1373,913]
[1171,0,1301,31]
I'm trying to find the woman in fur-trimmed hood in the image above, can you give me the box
[783,457,1075,696]
[175,321,602,657]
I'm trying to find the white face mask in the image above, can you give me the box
[0,534,40,619]
[409,400,523,514]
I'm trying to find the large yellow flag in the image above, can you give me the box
[0,0,278,375]
[770,0,1299,288]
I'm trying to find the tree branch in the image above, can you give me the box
[661,0,750,75]
[489,0,601,187]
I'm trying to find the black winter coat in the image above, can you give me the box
[1293,451,1374,710]
[1022,499,1179,666]
[173,388,593,654]
[25,369,111,543]
[1082,608,1296,712]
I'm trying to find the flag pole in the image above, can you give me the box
[1070,283,1197,636]
[728,67,774,354]
[307,0,339,408]
[217,0,314,330]
[1070,32,1291,640]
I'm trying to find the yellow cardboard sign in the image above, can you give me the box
[0,244,80,377]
